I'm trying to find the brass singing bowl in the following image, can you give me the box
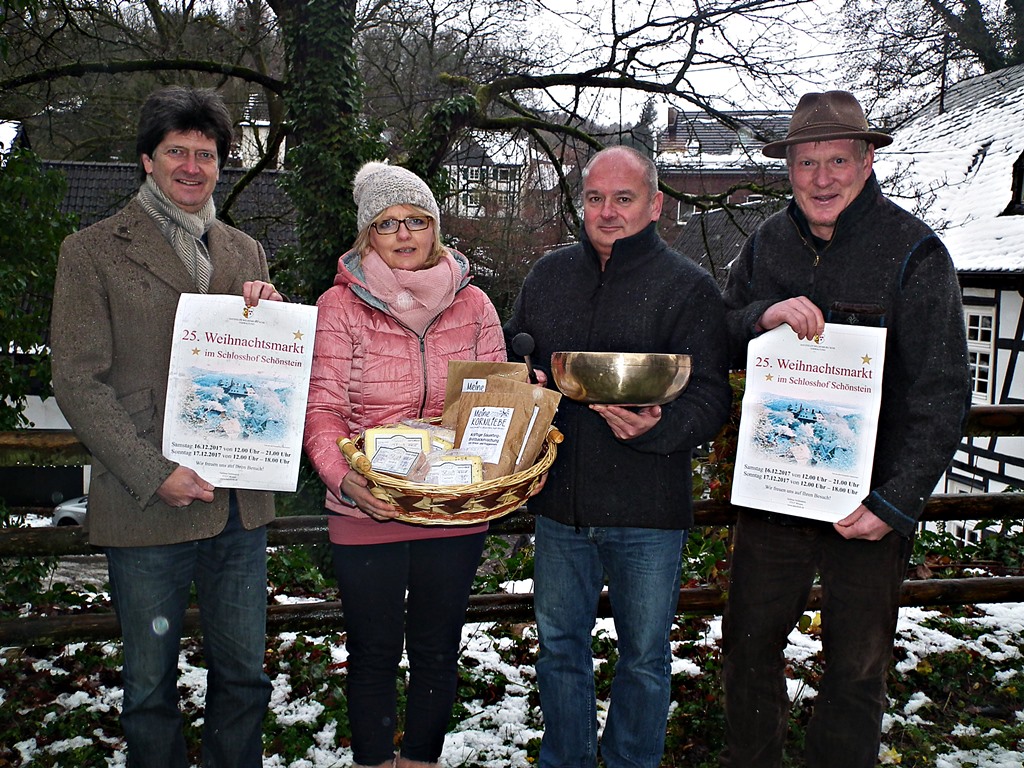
[550,352,692,406]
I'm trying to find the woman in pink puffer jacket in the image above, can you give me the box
[303,162,505,768]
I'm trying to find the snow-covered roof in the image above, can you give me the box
[658,147,785,171]
[446,131,534,167]
[444,130,566,191]
[875,64,1024,274]
[656,110,790,170]
[240,92,271,127]
[475,131,531,167]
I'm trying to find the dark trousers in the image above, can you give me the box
[332,532,487,765]
[106,500,270,768]
[720,509,913,768]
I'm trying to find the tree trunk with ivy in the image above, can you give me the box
[272,0,383,304]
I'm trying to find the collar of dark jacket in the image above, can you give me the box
[788,172,882,251]
[579,221,665,274]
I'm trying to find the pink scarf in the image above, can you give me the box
[359,249,461,336]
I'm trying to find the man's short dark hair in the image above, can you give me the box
[135,86,234,181]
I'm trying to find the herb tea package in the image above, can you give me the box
[441,360,530,428]
[453,375,560,479]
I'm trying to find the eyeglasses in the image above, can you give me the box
[371,217,431,235]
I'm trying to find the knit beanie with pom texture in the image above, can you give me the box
[353,161,441,233]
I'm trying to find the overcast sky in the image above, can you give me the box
[527,0,846,126]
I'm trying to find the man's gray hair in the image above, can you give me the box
[582,145,659,199]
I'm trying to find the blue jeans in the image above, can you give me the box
[720,510,913,768]
[533,515,687,768]
[332,532,488,765]
[106,501,271,768]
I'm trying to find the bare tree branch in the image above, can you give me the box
[925,0,1005,71]
[0,58,284,94]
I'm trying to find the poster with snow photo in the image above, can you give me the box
[731,323,887,523]
[162,293,318,491]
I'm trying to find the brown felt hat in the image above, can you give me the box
[762,90,892,159]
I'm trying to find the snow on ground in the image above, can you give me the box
[4,537,1022,767]
[19,512,54,528]
[7,600,1024,767]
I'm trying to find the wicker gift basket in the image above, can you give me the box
[336,421,563,525]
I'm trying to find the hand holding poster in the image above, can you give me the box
[730,323,886,522]
[163,294,318,492]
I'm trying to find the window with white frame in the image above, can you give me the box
[467,166,481,182]
[965,308,995,403]
[676,201,694,224]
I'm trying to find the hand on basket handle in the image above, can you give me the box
[341,472,401,521]
[527,472,548,498]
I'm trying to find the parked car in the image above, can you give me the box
[52,494,88,526]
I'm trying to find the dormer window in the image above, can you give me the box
[1002,150,1024,215]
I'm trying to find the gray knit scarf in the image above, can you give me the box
[137,175,215,293]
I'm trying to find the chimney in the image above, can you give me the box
[667,107,678,142]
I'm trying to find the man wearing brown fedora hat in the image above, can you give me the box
[719,90,970,768]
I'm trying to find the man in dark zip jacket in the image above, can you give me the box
[719,91,971,768]
[504,145,732,768]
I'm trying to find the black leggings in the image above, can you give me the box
[332,532,488,765]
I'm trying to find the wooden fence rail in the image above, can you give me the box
[2,503,1023,646]
[2,404,1024,646]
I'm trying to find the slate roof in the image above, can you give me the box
[447,135,498,167]
[672,200,785,286]
[42,161,297,261]
[874,63,1024,274]
[242,92,273,125]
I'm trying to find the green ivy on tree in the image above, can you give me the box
[0,148,77,429]
[274,0,385,305]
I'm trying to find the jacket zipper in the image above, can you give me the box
[416,333,429,418]
[412,312,444,418]
[352,283,453,420]
[790,213,829,272]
